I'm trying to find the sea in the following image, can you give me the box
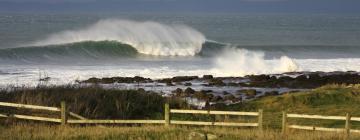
[0,13,359,87]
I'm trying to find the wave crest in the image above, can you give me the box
[213,48,298,76]
[32,19,206,56]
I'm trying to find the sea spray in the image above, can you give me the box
[31,19,206,56]
[212,48,298,76]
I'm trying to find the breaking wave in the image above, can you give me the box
[212,48,299,76]
[31,19,206,56]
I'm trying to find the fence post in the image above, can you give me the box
[345,113,351,139]
[258,109,263,131]
[61,101,67,125]
[164,103,170,126]
[282,111,287,135]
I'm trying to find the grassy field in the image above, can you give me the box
[213,84,360,129]
[1,84,360,139]
[1,124,359,140]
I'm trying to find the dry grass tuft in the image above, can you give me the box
[1,123,360,140]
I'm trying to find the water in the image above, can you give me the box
[0,13,360,87]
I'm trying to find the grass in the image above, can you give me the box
[212,84,360,129]
[0,85,170,119]
[1,84,360,139]
[1,124,359,140]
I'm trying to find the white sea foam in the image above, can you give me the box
[32,19,206,56]
[212,48,299,76]
[0,57,359,87]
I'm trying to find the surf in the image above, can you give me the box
[31,19,206,56]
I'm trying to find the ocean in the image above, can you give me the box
[0,13,359,87]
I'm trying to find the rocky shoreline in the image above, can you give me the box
[79,71,360,107]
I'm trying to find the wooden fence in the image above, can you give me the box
[0,101,261,129]
[165,104,263,129]
[2,101,360,137]
[0,101,87,124]
[282,111,360,138]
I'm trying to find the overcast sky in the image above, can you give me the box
[0,0,359,14]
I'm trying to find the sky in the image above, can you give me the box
[0,0,359,14]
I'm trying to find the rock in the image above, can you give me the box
[171,76,199,82]
[188,132,206,140]
[39,77,51,82]
[82,76,152,84]
[166,81,175,86]
[200,90,213,93]
[264,91,279,96]
[207,134,218,140]
[224,94,236,101]
[238,89,257,96]
[232,97,243,102]
[184,82,192,86]
[188,132,218,140]
[227,82,239,86]
[184,87,196,95]
[172,88,183,94]
[208,78,225,86]
[194,91,209,100]
[210,96,223,102]
[223,91,230,95]
[137,88,146,93]
[203,75,214,79]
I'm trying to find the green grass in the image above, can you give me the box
[213,84,360,129]
[1,84,360,139]
[0,85,169,119]
[1,124,359,140]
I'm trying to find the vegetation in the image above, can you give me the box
[1,84,360,139]
[0,85,167,119]
[214,84,360,129]
[1,124,359,140]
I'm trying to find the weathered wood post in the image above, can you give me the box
[345,113,351,139]
[165,103,170,126]
[282,111,287,135]
[258,109,263,131]
[61,101,67,125]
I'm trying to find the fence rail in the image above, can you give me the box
[287,113,346,120]
[282,111,360,139]
[2,100,360,139]
[0,102,60,112]
[170,109,259,116]
[167,105,262,129]
[0,113,61,123]
[67,120,165,124]
[0,101,262,128]
[170,121,258,127]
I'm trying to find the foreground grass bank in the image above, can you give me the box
[213,84,360,129]
[1,124,359,140]
[1,84,360,139]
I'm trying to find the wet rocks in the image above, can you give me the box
[242,72,360,89]
[203,75,214,79]
[166,81,175,86]
[194,91,209,100]
[208,78,225,86]
[210,96,224,102]
[156,76,199,84]
[184,82,192,86]
[224,94,236,101]
[82,76,152,84]
[237,89,257,96]
[184,87,196,95]
[264,91,279,96]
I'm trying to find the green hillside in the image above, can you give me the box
[216,84,360,129]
